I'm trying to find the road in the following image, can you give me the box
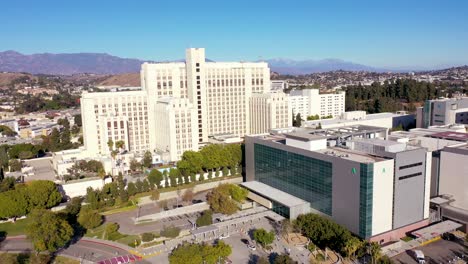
[0,236,149,263]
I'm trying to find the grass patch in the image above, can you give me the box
[54,256,80,264]
[141,240,163,248]
[84,224,106,239]
[401,236,414,242]
[0,218,31,237]
[116,235,141,248]
[101,205,137,216]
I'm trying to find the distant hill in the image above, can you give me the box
[0,72,35,88]
[0,51,144,75]
[265,58,382,74]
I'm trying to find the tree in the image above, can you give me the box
[150,189,160,201]
[177,150,203,176]
[27,180,62,209]
[142,151,153,168]
[274,254,296,264]
[182,188,194,204]
[253,228,275,247]
[344,236,362,259]
[130,159,142,173]
[115,140,125,150]
[229,184,248,202]
[74,114,82,127]
[107,139,114,151]
[368,242,382,264]
[196,210,213,227]
[0,188,29,219]
[148,169,163,189]
[280,219,293,241]
[141,232,155,242]
[256,257,270,264]
[78,208,103,229]
[169,241,231,264]
[127,182,137,196]
[26,209,74,253]
[65,197,82,217]
[206,185,238,215]
[0,253,17,264]
[8,159,22,172]
[293,113,302,127]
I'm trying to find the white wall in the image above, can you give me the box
[371,159,395,236]
[61,178,112,198]
[285,138,327,151]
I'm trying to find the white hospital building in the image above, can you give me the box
[81,48,291,162]
[289,89,345,119]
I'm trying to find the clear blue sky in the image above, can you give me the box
[1,0,467,68]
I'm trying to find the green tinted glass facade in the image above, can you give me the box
[272,201,290,218]
[254,143,333,215]
[359,163,374,238]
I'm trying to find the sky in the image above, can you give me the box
[1,0,468,69]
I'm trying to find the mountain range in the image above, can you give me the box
[0,50,457,75]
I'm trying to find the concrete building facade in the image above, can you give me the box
[288,89,345,119]
[421,97,468,128]
[245,126,431,242]
[81,48,290,161]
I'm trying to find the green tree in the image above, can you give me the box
[74,114,82,127]
[206,184,238,215]
[141,232,155,242]
[274,254,297,264]
[8,159,22,172]
[107,139,114,151]
[196,210,213,227]
[64,197,82,217]
[115,140,125,150]
[229,184,248,202]
[26,209,74,253]
[0,188,29,219]
[253,228,275,247]
[369,242,382,264]
[169,243,203,264]
[127,182,137,196]
[78,208,103,229]
[130,159,142,172]
[27,180,62,209]
[142,151,153,168]
[177,150,204,175]
[343,236,362,259]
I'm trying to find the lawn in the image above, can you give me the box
[54,256,80,264]
[0,218,31,237]
[101,204,137,216]
[84,224,106,239]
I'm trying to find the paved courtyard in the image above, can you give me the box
[23,158,56,181]
[391,239,468,264]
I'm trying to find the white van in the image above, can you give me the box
[412,250,425,264]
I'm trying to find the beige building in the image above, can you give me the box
[289,89,345,119]
[81,48,290,161]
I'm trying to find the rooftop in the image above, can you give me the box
[241,181,309,208]
[429,131,468,142]
[315,147,385,163]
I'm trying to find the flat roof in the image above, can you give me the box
[315,146,384,163]
[430,131,468,142]
[411,220,462,238]
[241,181,309,208]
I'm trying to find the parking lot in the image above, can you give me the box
[391,239,468,264]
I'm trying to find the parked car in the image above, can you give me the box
[441,232,455,241]
[219,234,230,239]
[247,244,256,251]
[412,250,425,264]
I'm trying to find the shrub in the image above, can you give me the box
[160,225,180,238]
[78,208,103,229]
[196,210,213,227]
[141,232,155,242]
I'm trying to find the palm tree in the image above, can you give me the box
[344,237,362,259]
[107,139,114,151]
[115,140,125,151]
[368,242,381,264]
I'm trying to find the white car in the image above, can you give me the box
[412,250,425,264]
[247,244,256,251]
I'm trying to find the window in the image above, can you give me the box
[399,172,422,180]
[399,162,423,170]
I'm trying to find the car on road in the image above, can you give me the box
[247,244,256,251]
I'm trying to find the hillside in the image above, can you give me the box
[0,72,35,88]
[0,51,143,75]
[97,73,140,87]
